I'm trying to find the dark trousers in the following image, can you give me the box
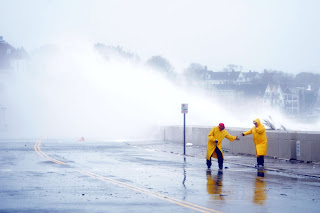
[207,147,223,169]
[257,156,264,166]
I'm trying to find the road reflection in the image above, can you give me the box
[206,170,224,200]
[182,157,186,188]
[182,157,187,200]
[253,170,267,205]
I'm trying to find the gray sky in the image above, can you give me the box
[1,0,320,73]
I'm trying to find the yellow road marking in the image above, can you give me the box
[78,170,222,213]
[34,141,222,213]
[34,141,65,164]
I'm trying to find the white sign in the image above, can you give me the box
[181,104,188,114]
[296,140,300,157]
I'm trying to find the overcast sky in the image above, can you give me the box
[1,0,320,74]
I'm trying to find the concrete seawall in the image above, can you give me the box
[160,126,320,162]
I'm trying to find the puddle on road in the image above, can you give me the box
[253,170,267,205]
[205,169,268,205]
[206,170,225,200]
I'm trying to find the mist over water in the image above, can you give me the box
[2,43,319,140]
[1,43,222,139]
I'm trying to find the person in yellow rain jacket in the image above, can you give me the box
[242,118,268,168]
[206,123,239,169]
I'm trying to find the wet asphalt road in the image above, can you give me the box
[0,139,320,213]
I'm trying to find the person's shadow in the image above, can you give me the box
[253,170,267,205]
[206,170,224,200]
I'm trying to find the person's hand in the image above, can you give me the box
[241,133,245,136]
[235,136,240,140]
[214,139,218,145]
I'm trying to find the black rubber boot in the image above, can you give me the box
[206,159,212,169]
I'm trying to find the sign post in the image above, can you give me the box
[181,104,188,155]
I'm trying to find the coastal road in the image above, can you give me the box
[0,139,319,212]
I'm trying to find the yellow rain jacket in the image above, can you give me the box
[206,126,237,160]
[243,118,267,157]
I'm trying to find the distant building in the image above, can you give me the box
[263,84,285,110]
[11,47,28,73]
[236,71,261,84]
[313,88,320,116]
[282,87,300,116]
[263,83,320,117]
[201,71,240,88]
[196,67,319,118]
[0,37,15,69]
[199,70,265,105]
[0,36,29,72]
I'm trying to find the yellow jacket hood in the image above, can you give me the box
[254,118,261,126]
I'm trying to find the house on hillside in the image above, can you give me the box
[263,84,320,117]
[263,84,285,110]
[0,36,15,69]
[201,71,240,88]
[199,70,265,105]
[0,36,28,72]
[236,71,261,84]
[282,87,300,116]
[282,85,320,117]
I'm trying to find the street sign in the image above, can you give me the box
[181,104,188,114]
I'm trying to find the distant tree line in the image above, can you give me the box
[1,37,319,88]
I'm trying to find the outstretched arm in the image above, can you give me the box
[225,134,238,142]
[243,128,252,136]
